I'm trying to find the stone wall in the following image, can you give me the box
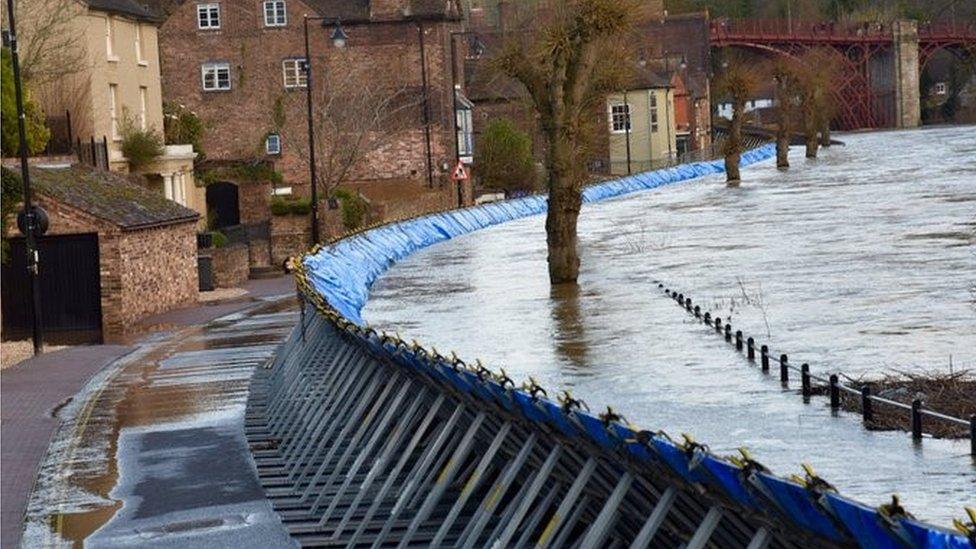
[270,214,310,267]
[211,244,250,288]
[116,222,199,333]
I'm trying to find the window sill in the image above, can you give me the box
[107,55,120,63]
[138,60,149,66]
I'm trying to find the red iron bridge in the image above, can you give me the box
[710,18,976,130]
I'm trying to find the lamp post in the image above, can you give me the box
[302,15,347,245]
[4,0,44,354]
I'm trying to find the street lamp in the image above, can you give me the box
[4,0,44,354]
[302,15,346,245]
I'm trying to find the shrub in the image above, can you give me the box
[119,110,164,169]
[473,118,536,194]
[1,167,23,263]
[332,188,369,231]
[289,197,312,215]
[2,48,50,157]
[163,101,205,157]
[210,230,228,248]
[270,196,291,216]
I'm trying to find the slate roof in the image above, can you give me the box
[30,165,199,231]
[86,0,161,22]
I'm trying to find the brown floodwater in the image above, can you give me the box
[363,126,976,526]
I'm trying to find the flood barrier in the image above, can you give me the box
[246,146,974,547]
[656,282,976,453]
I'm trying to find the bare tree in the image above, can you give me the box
[8,0,87,84]
[714,53,762,184]
[798,48,842,158]
[491,0,642,284]
[771,59,802,169]
[277,58,424,199]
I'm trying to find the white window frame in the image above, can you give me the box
[197,3,221,29]
[934,82,947,95]
[134,23,145,64]
[263,0,287,27]
[281,58,307,89]
[105,17,117,60]
[265,133,281,155]
[608,102,631,134]
[650,93,660,133]
[201,62,231,91]
[109,84,120,140]
[139,86,148,129]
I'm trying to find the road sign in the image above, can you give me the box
[450,161,469,182]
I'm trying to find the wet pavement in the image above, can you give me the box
[17,296,299,548]
[363,126,976,525]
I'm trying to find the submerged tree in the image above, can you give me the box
[714,54,762,184]
[771,59,802,168]
[798,48,842,158]
[492,0,641,284]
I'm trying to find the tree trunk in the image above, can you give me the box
[776,136,790,168]
[726,101,744,184]
[805,131,818,158]
[819,121,832,147]
[546,184,581,283]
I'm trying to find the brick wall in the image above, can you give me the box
[116,222,198,333]
[270,214,310,266]
[211,243,250,288]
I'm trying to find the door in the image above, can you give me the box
[206,181,240,229]
[1,233,103,344]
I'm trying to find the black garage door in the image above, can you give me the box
[2,233,103,344]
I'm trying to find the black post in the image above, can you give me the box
[746,337,755,360]
[911,399,922,441]
[715,317,722,333]
[302,17,320,245]
[970,415,975,457]
[102,135,108,168]
[760,345,769,372]
[829,374,839,409]
[724,323,732,342]
[5,0,44,354]
[76,137,81,163]
[693,305,701,318]
[90,136,96,165]
[624,89,632,175]
[416,22,434,188]
[801,364,811,398]
[449,31,464,208]
[65,109,73,144]
[735,330,743,351]
[861,386,873,423]
[703,312,711,325]
[685,297,692,311]
[779,354,789,383]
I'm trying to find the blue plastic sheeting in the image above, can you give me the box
[300,145,972,547]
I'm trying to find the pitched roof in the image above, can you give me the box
[29,165,199,231]
[86,0,161,22]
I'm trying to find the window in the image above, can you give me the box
[265,133,281,155]
[139,87,148,129]
[609,103,630,133]
[934,82,947,95]
[650,93,659,133]
[105,17,116,59]
[263,0,286,26]
[201,62,231,90]
[282,58,307,88]
[455,91,474,160]
[109,84,120,140]
[197,3,220,29]
[135,24,145,63]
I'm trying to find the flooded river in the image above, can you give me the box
[363,126,976,525]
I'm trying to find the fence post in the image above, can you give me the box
[677,293,683,304]
[861,386,873,423]
[746,337,755,360]
[76,137,82,163]
[801,364,811,398]
[66,110,73,143]
[715,317,722,333]
[760,345,769,372]
[102,136,109,169]
[779,354,788,383]
[90,136,96,165]
[703,312,711,326]
[694,305,701,318]
[725,324,732,342]
[911,400,922,441]
[735,330,743,351]
[685,297,691,311]
[829,374,839,409]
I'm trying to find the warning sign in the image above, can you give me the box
[450,161,469,182]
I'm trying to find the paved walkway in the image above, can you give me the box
[1,276,296,548]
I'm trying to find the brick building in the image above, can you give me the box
[1,166,199,342]
[150,0,466,240]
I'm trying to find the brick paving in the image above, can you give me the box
[0,275,295,548]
